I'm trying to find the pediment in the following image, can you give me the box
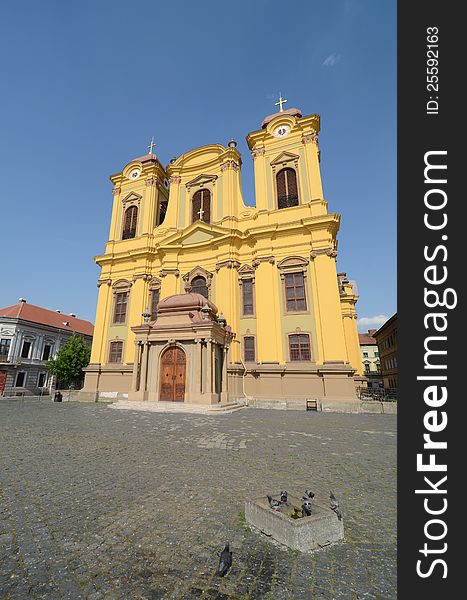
[270,151,300,166]
[160,222,229,247]
[238,264,255,275]
[185,173,218,189]
[122,192,142,204]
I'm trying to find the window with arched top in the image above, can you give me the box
[192,189,211,223]
[276,168,299,209]
[191,276,208,298]
[122,205,138,239]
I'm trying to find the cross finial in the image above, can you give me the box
[148,136,156,155]
[275,93,288,113]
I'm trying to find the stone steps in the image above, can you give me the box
[107,400,246,415]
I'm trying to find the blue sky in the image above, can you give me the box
[0,0,396,331]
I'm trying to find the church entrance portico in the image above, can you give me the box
[159,346,186,401]
[129,292,234,405]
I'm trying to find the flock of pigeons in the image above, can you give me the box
[216,489,343,577]
[267,489,343,521]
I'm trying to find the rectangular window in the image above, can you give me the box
[113,292,128,324]
[38,373,47,387]
[244,336,255,362]
[363,352,368,358]
[375,351,379,357]
[289,334,311,361]
[289,334,311,360]
[0,338,11,357]
[16,372,26,387]
[151,289,160,320]
[284,273,307,312]
[242,280,254,316]
[365,364,371,373]
[21,341,31,359]
[109,341,123,363]
[42,344,52,360]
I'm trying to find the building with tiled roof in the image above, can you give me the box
[373,314,397,390]
[358,329,382,388]
[0,299,93,396]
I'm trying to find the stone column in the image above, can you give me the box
[131,342,141,391]
[205,339,213,396]
[220,345,229,403]
[139,342,149,396]
[195,339,202,394]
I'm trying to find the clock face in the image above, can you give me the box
[273,125,290,138]
[128,168,141,180]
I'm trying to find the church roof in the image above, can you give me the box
[359,331,377,346]
[158,293,218,315]
[261,107,303,128]
[0,300,94,336]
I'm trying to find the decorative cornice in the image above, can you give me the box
[132,273,152,282]
[251,147,265,159]
[182,266,213,283]
[159,269,180,278]
[252,255,275,268]
[112,187,121,196]
[302,133,319,145]
[169,175,181,185]
[97,278,112,287]
[310,248,337,259]
[220,160,239,172]
[215,259,241,272]
[145,176,159,187]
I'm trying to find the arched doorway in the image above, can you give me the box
[159,346,186,401]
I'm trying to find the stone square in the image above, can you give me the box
[0,399,396,599]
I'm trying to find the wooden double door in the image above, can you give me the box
[159,347,186,401]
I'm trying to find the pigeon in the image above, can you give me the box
[330,492,343,521]
[217,542,232,577]
[302,500,312,517]
[280,490,288,503]
[303,489,315,500]
[267,495,285,511]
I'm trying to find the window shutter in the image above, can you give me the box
[289,334,311,361]
[244,337,255,362]
[123,206,138,239]
[277,168,299,208]
[192,191,202,222]
[242,280,254,315]
[201,189,211,223]
[191,276,208,298]
[109,341,123,363]
[151,289,160,319]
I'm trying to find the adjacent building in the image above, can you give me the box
[373,314,397,389]
[358,329,382,388]
[0,299,94,396]
[82,103,363,407]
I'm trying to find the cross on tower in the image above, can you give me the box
[275,93,288,113]
[148,136,156,155]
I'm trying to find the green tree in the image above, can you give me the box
[47,332,91,388]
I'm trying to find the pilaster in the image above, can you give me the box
[310,251,347,362]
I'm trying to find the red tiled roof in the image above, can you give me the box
[359,332,377,345]
[0,301,94,336]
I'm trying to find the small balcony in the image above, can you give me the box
[0,354,10,363]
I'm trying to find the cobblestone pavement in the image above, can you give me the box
[0,400,396,599]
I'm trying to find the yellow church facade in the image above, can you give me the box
[82,104,362,407]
